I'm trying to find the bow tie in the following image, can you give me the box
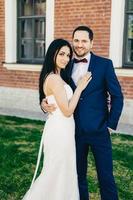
[73,58,88,63]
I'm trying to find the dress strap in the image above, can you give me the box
[29,129,45,189]
[29,73,53,189]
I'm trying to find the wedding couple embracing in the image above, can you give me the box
[22,26,123,200]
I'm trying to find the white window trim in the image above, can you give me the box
[115,68,133,77]
[109,0,125,68]
[4,0,54,71]
[5,0,17,63]
[3,63,42,71]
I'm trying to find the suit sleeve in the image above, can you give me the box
[105,60,124,130]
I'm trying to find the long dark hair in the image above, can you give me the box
[39,38,73,104]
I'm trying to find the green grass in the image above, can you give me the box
[0,115,133,200]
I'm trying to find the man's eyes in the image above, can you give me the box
[82,40,87,43]
[74,39,79,42]
[74,40,88,43]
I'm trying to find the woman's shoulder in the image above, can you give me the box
[46,73,62,83]
[45,73,64,88]
[43,73,63,96]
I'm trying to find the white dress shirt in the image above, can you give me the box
[72,52,91,85]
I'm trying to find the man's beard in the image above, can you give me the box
[73,48,88,58]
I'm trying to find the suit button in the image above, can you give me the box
[80,98,83,100]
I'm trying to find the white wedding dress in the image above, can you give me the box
[22,84,79,200]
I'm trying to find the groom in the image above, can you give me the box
[41,26,123,200]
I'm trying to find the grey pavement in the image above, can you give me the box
[0,107,132,136]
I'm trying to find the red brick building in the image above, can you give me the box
[0,0,133,128]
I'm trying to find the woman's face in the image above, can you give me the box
[55,46,70,70]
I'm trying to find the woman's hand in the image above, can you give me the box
[41,98,57,113]
[77,72,92,91]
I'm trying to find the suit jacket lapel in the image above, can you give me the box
[68,59,76,90]
[88,51,95,72]
[81,52,95,97]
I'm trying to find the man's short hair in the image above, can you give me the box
[72,26,93,41]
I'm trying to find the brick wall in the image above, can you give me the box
[0,68,39,90]
[0,0,133,100]
[54,0,111,57]
[119,76,133,99]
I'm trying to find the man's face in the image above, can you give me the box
[72,30,93,58]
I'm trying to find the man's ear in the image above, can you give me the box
[90,40,93,49]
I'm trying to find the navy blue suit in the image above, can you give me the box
[62,52,123,200]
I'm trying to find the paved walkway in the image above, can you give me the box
[0,107,132,135]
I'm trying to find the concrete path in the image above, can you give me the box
[0,107,132,136]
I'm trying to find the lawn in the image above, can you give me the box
[0,115,133,200]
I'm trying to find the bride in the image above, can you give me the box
[22,38,91,200]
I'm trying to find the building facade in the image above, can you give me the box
[0,0,133,127]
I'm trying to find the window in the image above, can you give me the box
[17,0,46,64]
[123,0,133,67]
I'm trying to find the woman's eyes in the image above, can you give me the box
[59,52,64,56]
[59,53,70,57]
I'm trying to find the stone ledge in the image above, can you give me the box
[3,63,42,71]
[115,68,133,77]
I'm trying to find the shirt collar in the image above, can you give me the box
[74,52,91,64]
[84,52,91,63]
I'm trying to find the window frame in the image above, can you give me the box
[17,0,46,64]
[123,0,133,68]
[4,0,54,71]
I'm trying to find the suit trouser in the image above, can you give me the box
[75,131,118,200]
